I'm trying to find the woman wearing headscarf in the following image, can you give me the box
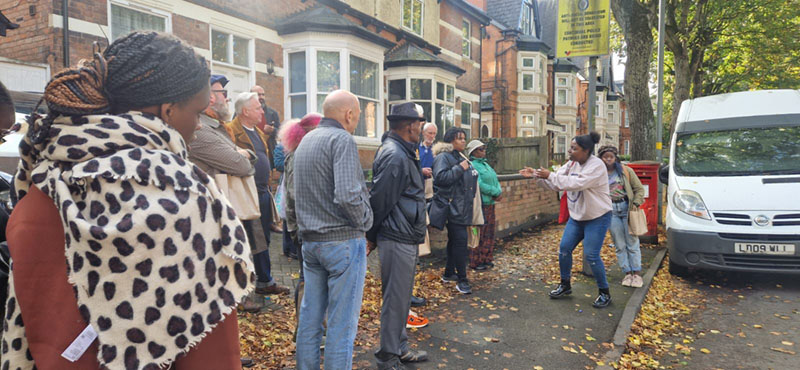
[3,32,253,369]
[465,140,502,271]
[597,145,646,288]
[430,127,478,295]
[520,132,613,308]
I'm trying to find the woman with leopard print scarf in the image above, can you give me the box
[2,32,254,369]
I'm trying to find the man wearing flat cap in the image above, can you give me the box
[368,102,429,369]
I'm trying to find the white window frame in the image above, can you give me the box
[285,42,384,139]
[557,77,568,87]
[460,101,472,137]
[608,111,615,125]
[556,135,567,154]
[519,113,538,137]
[521,0,536,35]
[624,140,630,155]
[108,0,171,42]
[520,55,544,93]
[557,89,568,105]
[461,20,471,58]
[210,28,254,70]
[402,0,425,37]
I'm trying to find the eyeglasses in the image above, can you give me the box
[211,89,228,98]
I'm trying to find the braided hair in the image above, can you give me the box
[31,31,210,143]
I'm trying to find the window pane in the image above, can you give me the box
[522,115,534,126]
[557,89,567,105]
[291,95,307,119]
[350,55,378,99]
[317,94,327,113]
[317,51,340,93]
[233,36,250,67]
[211,30,230,63]
[389,79,406,101]
[436,82,444,100]
[416,102,431,123]
[461,102,470,126]
[355,98,378,137]
[446,86,454,103]
[412,0,423,35]
[523,74,533,90]
[111,4,165,41]
[557,77,567,86]
[462,21,470,56]
[289,52,306,94]
[435,103,443,137]
[411,79,431,100]
[403,0,412,29]
[523,58,534,68]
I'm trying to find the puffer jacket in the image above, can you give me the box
[471,157,502,205]
[366,132,427,245]
[429,142,478,228]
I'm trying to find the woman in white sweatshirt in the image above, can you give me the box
[520,132,614,308]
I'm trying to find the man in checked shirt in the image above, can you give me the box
[293,90,373,370]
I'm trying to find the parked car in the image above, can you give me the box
[663,89,800,275]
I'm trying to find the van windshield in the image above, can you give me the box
[674,125,800,176]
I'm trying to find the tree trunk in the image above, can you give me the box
[669,51,691,141]
[611,0,656,161]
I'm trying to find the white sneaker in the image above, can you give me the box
[621,274,633,287]
[630,274,644,288]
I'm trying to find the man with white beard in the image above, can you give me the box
[188,74,254,178]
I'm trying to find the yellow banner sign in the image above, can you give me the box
[556,0,610,58]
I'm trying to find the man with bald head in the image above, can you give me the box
[293,90,373,370]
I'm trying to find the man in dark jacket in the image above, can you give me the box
[367,102,429,370]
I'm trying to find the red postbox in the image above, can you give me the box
[627,161,660,244]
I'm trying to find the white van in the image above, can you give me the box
[665,89,800,275]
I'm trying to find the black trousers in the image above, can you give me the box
[444,223,469,282]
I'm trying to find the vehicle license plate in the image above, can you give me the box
[734,243,795,255]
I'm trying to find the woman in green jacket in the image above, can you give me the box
[598,145,646,288]
[467,140,502,270]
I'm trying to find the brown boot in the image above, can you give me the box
[238,296,263,313]
[256,284,290,295]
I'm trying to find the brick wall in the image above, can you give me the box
[430,176,559,247]
[0,0,61,71]
[173,15,209,49]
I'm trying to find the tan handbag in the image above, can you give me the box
[467,226,480,249]
[424,178,434,200]
[419,213,431,257]
[628,205,648,236]
[214,174,261,220]
[623,168,647,236]
[459,152,484,226]
[268,189,281,225]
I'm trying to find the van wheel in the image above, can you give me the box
[668,258,689,277]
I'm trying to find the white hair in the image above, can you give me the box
[234,92,259,116]
[414,104,424,116]
[423,122,437,132]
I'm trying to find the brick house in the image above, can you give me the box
[480,0,626,158]
[0,0,489,166]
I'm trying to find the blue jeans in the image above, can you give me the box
[296,238,367,370]
[559,212,612,290]
[610,201,642,273]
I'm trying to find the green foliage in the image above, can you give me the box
[483,138,500,169]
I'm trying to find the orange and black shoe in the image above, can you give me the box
[406,311,429,329]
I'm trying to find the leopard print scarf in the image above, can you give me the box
[3,112,254,369]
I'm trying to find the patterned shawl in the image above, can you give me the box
[3,112,254,369]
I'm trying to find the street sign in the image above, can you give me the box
[556,0,610,58]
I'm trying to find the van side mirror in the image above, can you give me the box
[659,164,669,185]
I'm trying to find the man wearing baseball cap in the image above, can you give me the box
[368,102,429,369]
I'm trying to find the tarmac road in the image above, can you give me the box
[662,269,800,370]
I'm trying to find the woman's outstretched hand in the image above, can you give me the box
[519,167,536,178]
[535,168,551,179]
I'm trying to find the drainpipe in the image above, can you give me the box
[62,0,69,67]
[479,25,484,137]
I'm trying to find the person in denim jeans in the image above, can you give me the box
[293,91,373,370]
[520,132,614,308]
[598,146,646,287]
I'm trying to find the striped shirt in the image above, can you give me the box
[293,118,373,242]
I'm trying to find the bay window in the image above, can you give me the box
[519,113,538,137]
[387,78,455,140]
[521,56,543,93]
[286,47,383,138]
